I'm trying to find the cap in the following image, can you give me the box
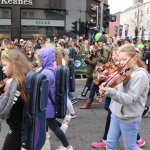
[20,39,24,42]
[98,35,107,43]
[63,35,67,40]
[95,33,102,42]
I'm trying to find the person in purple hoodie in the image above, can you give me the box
[37,47,73,150]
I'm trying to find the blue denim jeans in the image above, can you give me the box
[68,92,74,99]
[88,33,94,39]
[89,83,99,101]
[107,114,142,150]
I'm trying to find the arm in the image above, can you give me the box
[99,47,110,64]
[105,71,149,105]
[0,79,18,119]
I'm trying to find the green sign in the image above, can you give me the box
[75,55,87,75]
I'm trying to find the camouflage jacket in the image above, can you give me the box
[84,45,111,82]
[84,56,96,79]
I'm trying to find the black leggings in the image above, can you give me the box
[2,129,21,150]
[102,111,141,141]
[47,118,69,147]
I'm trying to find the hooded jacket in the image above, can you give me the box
[105,67,149,123]
[37,47,55,118]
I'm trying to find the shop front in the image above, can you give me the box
[0,0,66,40]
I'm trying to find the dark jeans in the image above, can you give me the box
[2,129,21,150]
[81,78,93,97]
[89,82,99,101]
[104,97,111,111]
[47,118,69,147]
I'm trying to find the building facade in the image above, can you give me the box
[0,0,108,40]
[108,12,120,38]
[120,1,150,39]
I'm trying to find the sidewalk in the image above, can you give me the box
[42,139,51,150]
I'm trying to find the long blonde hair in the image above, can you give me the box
[25,40,34,54]
[119,44,147,69]
[1,50,32,103]
[2,38,15,50]
[61,49,68,67]
[55,49,62,65]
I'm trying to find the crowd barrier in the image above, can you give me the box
[75,55,87,76]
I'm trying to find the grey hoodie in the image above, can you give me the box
[105,67,149,123]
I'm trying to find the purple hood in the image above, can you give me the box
[37,47,56,118]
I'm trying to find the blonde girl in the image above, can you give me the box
[100,44,149,150]
[1,38,15,54]
[60,49,76,118]
[1,50,31,150]
[24,40,34,62]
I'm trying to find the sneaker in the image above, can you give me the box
[136,138,145,147]
[91,139,106,148]
[62,115,71,125]
[60,124,68,133]
[46,131,50,139]
[56,146,73,150]
[69,113,76,119]
[78,96,86,100]
[70,98,77,104]
[142,106,150,117]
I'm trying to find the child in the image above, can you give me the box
[0,50,31,150]
[60,48,76,119]
[36,47,73,150]
[92,47,145,148]
[100,44,149,150]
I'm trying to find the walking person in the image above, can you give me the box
[100,44,149,150]
[36,47,73,150]
[1,50,31,150]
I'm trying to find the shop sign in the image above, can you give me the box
[36,21,50,25]
[21,19,65,27]
[1,0,33,5]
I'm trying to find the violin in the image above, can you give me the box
[97,68,133,103]
[93,61,121,85]
[0,78,9,93]
[82,46,102,62]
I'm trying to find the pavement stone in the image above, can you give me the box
[0,79,150,150]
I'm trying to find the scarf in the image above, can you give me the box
[0,78,19,120]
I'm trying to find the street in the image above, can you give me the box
[0,79,150,150]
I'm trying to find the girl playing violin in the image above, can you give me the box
[0,50,31,150]
[100,44,149,150]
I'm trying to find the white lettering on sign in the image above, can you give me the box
[1,0,33,5]
[36,21,51,25]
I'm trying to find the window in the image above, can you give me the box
[3,11,9,18]
[22,12,27,18]
[147,7,149,14]
[29,12,34,18]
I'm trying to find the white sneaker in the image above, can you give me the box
[78,96,86,100]
[69,113,76,119]
[62,115,71,125]
[60,124,68,133]
[56,146,73,150]
[46,131,50,139]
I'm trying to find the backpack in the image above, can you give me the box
[68,59,75,92]
[48,65,69,118]
[21,72,49,150]
[68,47,75,60]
